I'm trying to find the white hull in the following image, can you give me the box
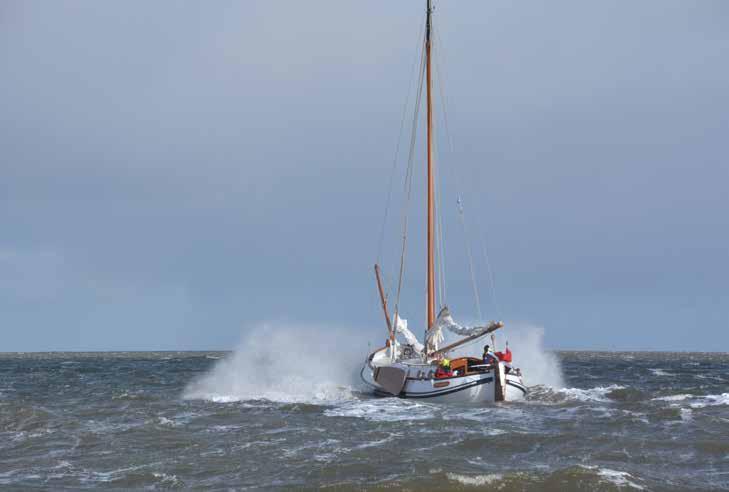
[361,350,527,403]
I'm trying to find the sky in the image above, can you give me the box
[1,1,728,352]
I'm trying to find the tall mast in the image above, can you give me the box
[426,0,436,330]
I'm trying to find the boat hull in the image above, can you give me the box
[362,355,527,403]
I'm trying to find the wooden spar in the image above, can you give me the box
[430,321,504,357]
[374,264,394,342]
[425,0,436,330]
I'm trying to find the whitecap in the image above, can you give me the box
[153,473,183,487]
[355,435,397,449]
[446,472,502,486]
[653,393,729,408]
[557,385,625,402]
[324,399,437,422]
[690,393,729,408]
[648,368,674,377]
[156,416,178,427]
[652,394,692,402]
[596,468,644,490]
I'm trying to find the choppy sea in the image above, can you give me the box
[1,350,728,490]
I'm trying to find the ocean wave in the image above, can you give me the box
[557,385,626,402]
[690,393,729,408]
[187,383,355,405]
[446,472,502,486]
[652,393,729,408]
[324,399,437,422]
[652,394,692,402]
[648,368,674,377]
[593,467,645,490]
[441,466,644,490]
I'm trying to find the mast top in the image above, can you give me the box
[426,0,433,42]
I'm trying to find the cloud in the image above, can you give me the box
[1,0,728,350]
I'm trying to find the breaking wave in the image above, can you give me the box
[651,393,729,408]
[558,385,626,403]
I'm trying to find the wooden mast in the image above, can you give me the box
[425,0,436,330]
[374,264,394,344]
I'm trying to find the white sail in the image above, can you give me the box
[394,315,424,354]
[435,306,487,337]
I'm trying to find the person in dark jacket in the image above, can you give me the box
[482,345,498,365]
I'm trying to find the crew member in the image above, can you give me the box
[482,345,498,365]
[435,358,453,378]
[495,343,513,373]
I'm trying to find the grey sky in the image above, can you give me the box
[1,1,728,351]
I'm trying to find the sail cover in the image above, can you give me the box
[394,315,424,353]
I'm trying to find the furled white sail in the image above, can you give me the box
[436,306,488,337]
[394,315,424,353]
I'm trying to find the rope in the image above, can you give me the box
[476,217,502,320]
[457,197,484,322]
[392,38,427,328]
[376,13,427,270]
[433,23,501,321]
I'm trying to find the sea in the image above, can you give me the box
[1,348,728,490]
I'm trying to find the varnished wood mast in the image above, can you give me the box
[374,264,394,344]
[426,0,436,330]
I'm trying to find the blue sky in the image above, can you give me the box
[1,1,727,351]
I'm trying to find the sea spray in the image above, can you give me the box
[445,322,564,389]
[184,320,564,404]
[183,323,371,404]
[502,323,565,388]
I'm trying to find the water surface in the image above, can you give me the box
[1,351,728,490]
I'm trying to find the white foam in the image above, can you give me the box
[690,393,729,408]
[652,394,692,402]
[652,393,729,408]
[156,417,179,427]
[446,473,502,486]
[558,385,625,402]
[153,473,183,487]
[648,368,674,377]
[324,399,437,422]
[354,435,397,450]
[680,408,693,422]
[447,323,564,388]
[597,468,644,490]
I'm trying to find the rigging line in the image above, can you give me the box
[376,13,427,269]
[433,23,500,320]
[457,196,484,322]
[479,227,502,320]
[393,38,426,328]
[433,24,455,156]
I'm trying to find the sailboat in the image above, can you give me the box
[360,0,527,402]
